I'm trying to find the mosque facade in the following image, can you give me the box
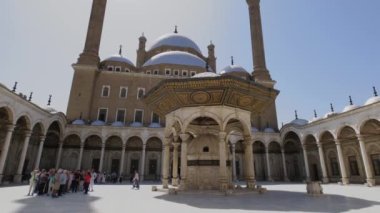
[0,0,379,189]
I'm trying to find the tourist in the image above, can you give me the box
[27,169,38,196]
[90,170,96,191]
[132,170,139,190]
[52,169,61,198]
[83,171,91,194]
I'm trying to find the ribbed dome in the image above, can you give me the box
[290,119,308,126]
[143,51,206,67]
[149,33,201,53]
[103,55,135,66]
[192,72,220,78]
[220,65,248,74]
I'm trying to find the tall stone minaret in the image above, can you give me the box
[77,0,108,65]
[67,0,107,121]
[246,0,274,87]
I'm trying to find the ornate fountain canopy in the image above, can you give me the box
[143,75,279,117]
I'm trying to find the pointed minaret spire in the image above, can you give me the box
[119,45,122,56]
[231,56,234,66]
[314,110,317,118]
[174,25,178,34]
[47,95,52,106]
[295,110,298,120]
[28,92,33,101]
[12,81,17,92]
[373,86,378,97]
[330,103,334,113]
[349,96,353,105]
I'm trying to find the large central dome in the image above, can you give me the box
[149,33,202,53]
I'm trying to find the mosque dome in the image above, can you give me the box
[309,117,321,123]
[45,107,58,114]
[251,127,259,133]
[103,55,135,66]
[111,121,124,127]
[264,128,275,133]
[130,122,143,127]
[149,123,162,128]
[323,112,338,119]
[72,119,85,125]
[149,33,202,54]
[342,104,359,112]
[143,51,206,68]
[365,96,380,106]
[192,72,220,78]
[220,65,248,74]
[290,119,309,126]
[91,120,105,126]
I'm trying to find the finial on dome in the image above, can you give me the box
[174,25,178,34]
[119,45,122,56]
[330,103,334,113]
[28,92,33,101]
[231,56,234,66]
[12,81,17,92]
[373,86,378,97]
[47,95,52,106]
[295,110,298,120]
[314,110,317,118]
[349,96,353,105]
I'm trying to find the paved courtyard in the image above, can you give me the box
[1,182,380,213]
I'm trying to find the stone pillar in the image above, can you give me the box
[55,140,64,169]
[335,139,349,185]
[162,137,171,189]
[34,136,46,169]
[140,143,146,181]
[172,143,180,186]
[302,144,311,182]
[179,133,190,190]
[77,0,108,65]
[317,142,329,183]
[232,143,237,182]
[0,124,15,183]
[244,136,256,189]
[357,135,375,186]
[246,0,272,82]
[265,146,273,181]
[281,148,289,181]
[99,142,106,172]
[119,143,126,177]
[219,132,228,191]
[14,130,32,183]
[77,141,85,170]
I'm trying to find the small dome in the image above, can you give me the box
[365,96,380,105]
[220,65,248,74]
[149,33,202,53]
[72,119,85,125]
[103,55,135,66]
[192,72,220,78]
[111,121,124,127]
[143,51,206,67]
[251,127,259,133]
[309,117,321,123]
[130,122,143,127]
[264,128,275,133]
[149,123,162,128]
[342,104,359,112]
[323,112,338,119]
[290,119,309,126]
[45,107,57,114]
[91,120,105,126]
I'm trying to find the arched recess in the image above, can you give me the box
[82,135,102,171]
[126,136,143,177]
[145,137,163,180]
[304,135,321,181]
[283,131,303,181]
[338,126,365,183]
[223,117,251,137]
[0,107,14,160]
[268,141,283,181]
[40,121,61,170]
[320,131,340,182]
[103,136,123,174]
[3,115,31,182]
[253,141,266,181]
[360,119,380,182]
[61,134,81,170]
[234,140,244,180]
[24,123,44,179]
[183,111,222,134]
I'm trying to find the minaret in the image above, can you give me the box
[77,0,108,65]
[207,42,216,73]
[67,0,107,121]
[246,0,274,87]
[136,33,147,68]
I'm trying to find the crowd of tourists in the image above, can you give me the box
[27,168,140,197]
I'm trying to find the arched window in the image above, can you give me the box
[120,87,128,98]
[101,86,110,97]
[203,147,209,153]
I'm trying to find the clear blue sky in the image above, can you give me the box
[1,0,379,126]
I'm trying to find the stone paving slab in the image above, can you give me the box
[1,182,380,213]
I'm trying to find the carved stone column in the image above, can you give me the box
[55,140,64,169]
[119,143,126,177]
[219,132,228,191]
[34,136,46,169]
[162,137,171,189]
[317,142,329,183]
[0,124,15,183]
[357,135,375,186]
[335,139,349,185]
[179,133,190,190]
[302,144,311,182]
[265,146,273,181]
[14,130,32,183]
[281,148,289,182]
[140,143,146,181]
[77,141,85,170]
[244,136,255,189]
[172,142,180,186]
[99,141,106,172]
